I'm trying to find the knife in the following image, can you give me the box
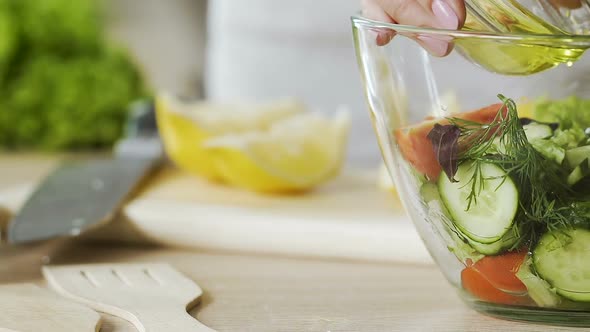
[7,100,165,245]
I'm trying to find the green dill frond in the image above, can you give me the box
[447,94,590,248]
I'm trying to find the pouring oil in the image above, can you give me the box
[453,0,589,75]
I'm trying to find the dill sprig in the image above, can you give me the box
[448,94,589,247]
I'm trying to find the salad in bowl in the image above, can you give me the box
[400,94,590,308]
[353,14,590,325]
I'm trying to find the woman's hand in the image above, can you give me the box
[361,0,584,55]
[361,0,466,54]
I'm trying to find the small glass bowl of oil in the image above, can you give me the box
[452,31,587,75]
[458,0,590,75]
[464,0,590,35]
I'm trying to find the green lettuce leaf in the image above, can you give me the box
[534,96,590,130]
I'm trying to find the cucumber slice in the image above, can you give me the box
[524,123,553,141]
[438,162,518,244]
[468,237,508,255]
[565,145,590,169]
[467,227,519,255]
[534,228,590,302]
[429,199,484,264]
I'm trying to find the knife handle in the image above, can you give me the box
[114,99,165,161]
[125,99,158,138]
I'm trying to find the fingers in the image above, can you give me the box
[374,0,466,29]
[361,0,465,56]
[361,0,396,46]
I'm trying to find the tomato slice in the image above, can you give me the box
[394,103,506,181]
[470,251,528,294]
[462,251,531,305]
[461,267,530,305]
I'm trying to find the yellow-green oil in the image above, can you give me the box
[453,0,589,75]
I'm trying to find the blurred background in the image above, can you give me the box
[0,0,379,167]
[0,0,422,264]
[117,0,379,166]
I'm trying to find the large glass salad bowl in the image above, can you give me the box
[352,15,590,326]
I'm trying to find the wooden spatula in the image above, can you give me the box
[42,263,215,332]
[0,283,101,332]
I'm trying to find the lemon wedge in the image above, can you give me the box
[155,93,305,180]
[202,110,351,193]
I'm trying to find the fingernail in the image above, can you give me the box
[417,35,450,56]
[376,31,395,46]
[432,0,459,29]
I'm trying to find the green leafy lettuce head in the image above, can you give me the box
[0,0,150,151]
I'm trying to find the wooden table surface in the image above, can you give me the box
[1,154,588,332]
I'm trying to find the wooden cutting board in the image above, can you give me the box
[0,283,101,332]
[0,166,432,264]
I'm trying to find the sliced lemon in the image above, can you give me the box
[202,110,351,193]
[155,93,306,180]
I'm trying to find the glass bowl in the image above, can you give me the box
[352,15,590,326]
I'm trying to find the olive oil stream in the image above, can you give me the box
[454,0,590,75]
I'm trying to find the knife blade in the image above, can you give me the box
[7,100,165,245]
